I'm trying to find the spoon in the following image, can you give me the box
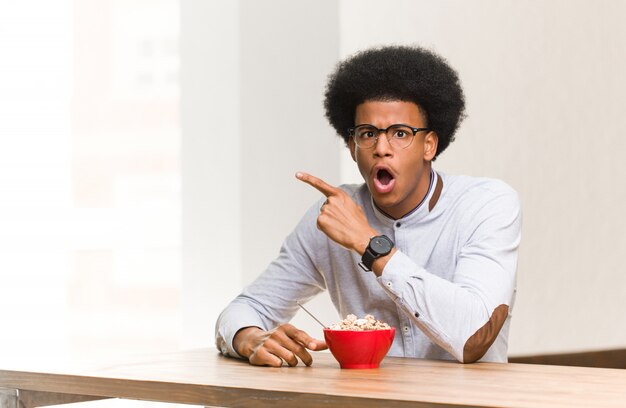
[296,301,328,329]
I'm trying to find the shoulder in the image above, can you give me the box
[440,173,522,249]
[337,183,370,204]
[441,173,520,209]
[438,173,521,235]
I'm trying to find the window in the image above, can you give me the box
[0,0,182,361]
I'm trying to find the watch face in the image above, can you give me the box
[371,236,393,254]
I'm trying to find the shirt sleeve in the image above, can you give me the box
[215,200,328,358]
[377,186,522,363]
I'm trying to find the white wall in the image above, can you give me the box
[238,0,341,336]
[181,0,241,348]
[181,0,340,346]
[182,0,626,356]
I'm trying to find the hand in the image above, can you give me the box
[296,172,377,254]
[233,324,328,367]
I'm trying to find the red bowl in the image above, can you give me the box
[323,327,395,369]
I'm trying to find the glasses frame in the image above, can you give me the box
[347,123,430,149]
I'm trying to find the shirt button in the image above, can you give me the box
[386,281,392,287]
[403,326,409,332]
[396,222,402,227]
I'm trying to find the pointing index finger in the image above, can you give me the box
[295,172,340,197]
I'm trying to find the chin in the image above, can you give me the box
[372,194,398,210]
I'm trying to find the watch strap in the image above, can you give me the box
[358,247,377,272]
[358,235,393,272]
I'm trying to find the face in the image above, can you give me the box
[349,100,438,219]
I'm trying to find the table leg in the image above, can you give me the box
[0,388,18,408]
[0,388,109,408]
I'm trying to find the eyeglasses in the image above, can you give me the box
[347,124,430,149]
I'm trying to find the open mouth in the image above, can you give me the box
[373,167,396,194]
[377,169,394,185]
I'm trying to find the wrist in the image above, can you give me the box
[233,326,263,358]
[359,234,395,273]
[371,247,396,277]
[354,229,379,255]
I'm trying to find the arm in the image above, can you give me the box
[377,189,521,362]
[215,201,329,365]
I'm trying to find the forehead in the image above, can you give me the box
[354,100,425,126]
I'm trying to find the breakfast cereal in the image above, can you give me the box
[329,314,390,331]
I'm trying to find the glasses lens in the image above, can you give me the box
[353,125,378,148]
[388,125,415,149]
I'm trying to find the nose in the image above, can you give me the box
[373,131,393,157]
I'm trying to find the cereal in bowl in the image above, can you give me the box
[329,314,390,331]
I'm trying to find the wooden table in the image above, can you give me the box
[1,348,625,408]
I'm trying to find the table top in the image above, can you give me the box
[1,348,626,408]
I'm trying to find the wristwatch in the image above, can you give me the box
[358,235,394,272]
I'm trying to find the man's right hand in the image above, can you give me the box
[233,324,328,367]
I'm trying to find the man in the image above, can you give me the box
[216,45,521,366]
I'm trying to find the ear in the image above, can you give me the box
[424,131,438,161]
[348,138,357,162]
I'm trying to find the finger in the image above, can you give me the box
[320,199,328,212]
[310,339,328,351]
[282,324,329,352]
[263,337,299,367]
[272,330,313,366]
[295,172,340,198]
[249,346,283,367]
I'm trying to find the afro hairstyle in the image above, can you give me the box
[324,45,466,159]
